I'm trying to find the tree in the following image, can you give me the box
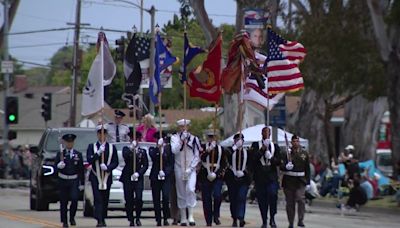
[366,0,400,176]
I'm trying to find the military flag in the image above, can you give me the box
[179,32,205,83]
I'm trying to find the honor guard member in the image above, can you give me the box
[171,119,201,226]
[199,130,227,226]
[120,132,149,227]
[87,125,119,227]
[106,109,130,143]
[149,132,174,226]
[225,133,251,227]
[280,135,310,228]
[55,134,84,228]
[250,127,281,228]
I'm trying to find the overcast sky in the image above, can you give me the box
[5,0,236,68]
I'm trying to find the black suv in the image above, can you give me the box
[30,127,97,211]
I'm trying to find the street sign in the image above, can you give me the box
[1,60,13,74]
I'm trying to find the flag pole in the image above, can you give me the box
[237,53,246,170]
[100,37,106,189]
[158,93,163,172]
[133,97,137,179]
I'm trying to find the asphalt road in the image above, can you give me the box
[0,187,399,228]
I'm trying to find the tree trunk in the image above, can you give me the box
[341,96,387,161]
[189,0,217,44]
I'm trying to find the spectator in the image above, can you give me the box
[343,174,368,211]
[137,114,158,143]
[339,145,354,164]
[360,173,373,200]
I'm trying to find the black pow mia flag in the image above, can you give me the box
[123,33,151,95]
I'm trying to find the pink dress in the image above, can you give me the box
[137,124,157,142]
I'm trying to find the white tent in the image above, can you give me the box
[220,124,309,149]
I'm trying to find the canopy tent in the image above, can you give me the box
[338,160,391,187]
[220,124,309,149]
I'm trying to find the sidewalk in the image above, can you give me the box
[0,179,30,188]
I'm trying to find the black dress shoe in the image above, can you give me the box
[156,221,162,226]
[136,219,142,226]
[180,222,187,226]
[62,223,69,228]
[130,221,135,226]
[206,223,212,227]
[239,220,245,227]
[164,219,170,226]
[214,218,221,225]
[288,225,294,228]
[298,221,305,227]
[172,219,179,225]
[270,217,276,228]
[232,220,238,227]
[260,224,267,228]
[189,221,196,226]
[70,218,76,226]
[96,223,103,227]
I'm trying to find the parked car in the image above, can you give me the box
[83,141,156,217]
[376,149,393,178]
[29,127,97,211]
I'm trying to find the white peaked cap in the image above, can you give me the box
[345,145,355,151]
[177,119,191,126]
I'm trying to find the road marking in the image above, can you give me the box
[0,210,60,227]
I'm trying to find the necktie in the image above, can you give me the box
[116,125,120,142]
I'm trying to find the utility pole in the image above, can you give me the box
[69,0,82,127]
[2,0,10,163]
[140,0,143,33]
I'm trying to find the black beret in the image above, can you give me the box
[114,109,126,117]
[233,133,244,140]
[291,134,300,141]
[62,133,76,142]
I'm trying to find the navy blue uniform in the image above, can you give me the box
[198,144,227,226]
[119,146,149,224]
[149,144,174,226]
[87,142,118,225]
[55,149,84,226]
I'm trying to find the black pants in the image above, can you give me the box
[201,179,223,225]
[59,179,79,224]
[91,180,111,223]
[123,180,144,222]
[151,178,172,223]
[255,181,279,224]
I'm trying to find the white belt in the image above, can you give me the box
[58,173,78,180]
[283,171,305,177]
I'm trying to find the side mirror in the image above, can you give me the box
[30,146,39,154]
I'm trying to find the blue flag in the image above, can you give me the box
[179,32,205,83]
[149,32,177,104]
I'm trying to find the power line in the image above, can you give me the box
[9,27,74,35]
[9,42,68,49]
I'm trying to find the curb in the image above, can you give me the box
[0,179,30,188]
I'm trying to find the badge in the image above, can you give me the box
[300,154,306,160]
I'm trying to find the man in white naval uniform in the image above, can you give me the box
[171,119,201,226]
[106,109,131,143]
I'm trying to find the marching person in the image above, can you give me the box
[106,109,130,143]
[55,133,84,228]
[87,125,119,227]
[225,133,251,227]
[149,132,174,226]
[281,135,310,228]
[171,119,201,226]
[120,133,149,227]
[250,127,281,228]
[199,130,227,226]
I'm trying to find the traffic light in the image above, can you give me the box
[41,93,52,121]
[115,36,125,61]
[5,96,18,124]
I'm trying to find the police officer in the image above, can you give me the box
[170,119,201,226]
[106,109,130,143]
[149,132,174,226]
[281,135,310,228]
[120,134,149,227]
[199,130,227,226]
[55,133,84,228]
[87,125,119,227]
[225,133,251,227]
[250,127,281,228]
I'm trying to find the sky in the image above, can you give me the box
[6,0,236,68]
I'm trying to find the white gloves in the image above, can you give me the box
[263,138,270,147]
[78,185,84,191]
[100,163,108,171]
[207,141,217,151]
[57,161,66,169]
[130,140,137,150]
[286,162,294,170]
[207,172,217,181]
[133,172,140,179]
[158,138,164,146]
[265,151,273,160]
[158,170,165,178]
[180,131,189,140]
[235,139,243,148]
[305,184,311,191]
[185,168,192,176]
[236,170,245,178]
[232,144,238,151]
[96,144,106,155]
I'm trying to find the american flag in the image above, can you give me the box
[264,28,306,93]
[133,36,150,61]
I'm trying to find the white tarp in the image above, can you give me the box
[220,124,309,149]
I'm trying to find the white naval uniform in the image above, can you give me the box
[171,133,200,209]
[105,123,130,143]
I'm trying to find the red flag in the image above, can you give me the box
[188,34,222,103]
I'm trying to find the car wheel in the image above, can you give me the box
[35,178,49,211]
[83,198,94,217]
[30,188,36,210]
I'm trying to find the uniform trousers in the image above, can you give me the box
[59,179,79,224]
[255,181,279,224]
[175,170,197,208]
[91,179,111,223]
[169,175,180,222]
[227,182,249,221]
[201,178,223,225]
[123,180,144,222]
[151,178,172,223]
[283,186,306,225]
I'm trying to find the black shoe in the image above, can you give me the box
[96,223,103,227]
[102,220,107,227]
[214,218,221,225]
[130,221,135,226]
[270,217,276,228]
[298,221,305,227]
[172,219,179,225]
[181,222,187,226]
[136,219,142,226]
[239,220,245,227]
[62,223,69,228]
[232,220,237,227]
[189,221,196,226]
[156,221,162,227]
[164,219,169,226]
[207,223,212,227]
[288,225,294,228]
[70,218,76,226]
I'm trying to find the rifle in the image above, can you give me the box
[58,129,64,161]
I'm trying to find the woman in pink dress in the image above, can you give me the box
[137,114,158,143]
